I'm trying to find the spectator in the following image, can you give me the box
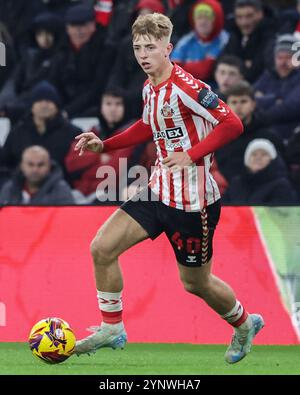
[65,89,136,197]
[1,13,64,121]
[107,0,165,119]
[14,13,63,97]
[213,55,244,99]
[0,146,74,205]
[216,81,285,181]
[49,4,115,117]
[222,0,277,83]
[0,81,80,176]
[171,0,229,81]
[223,139,297,205]
[254,34,300,141]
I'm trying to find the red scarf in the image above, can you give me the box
[95,0,113,26]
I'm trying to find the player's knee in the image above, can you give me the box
[182,277,212,298]
[90,236,115,265]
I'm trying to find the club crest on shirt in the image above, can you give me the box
[160,102,175,118]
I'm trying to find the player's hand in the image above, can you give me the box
[162,152,193,171]
[74,132,104,156]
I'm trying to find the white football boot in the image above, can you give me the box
[75,322,127,356]
[225,314,265,364]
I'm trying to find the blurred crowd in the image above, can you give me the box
[0,0,300,205]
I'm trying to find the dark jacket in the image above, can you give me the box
[254,69,300,140]
[222,16,277,83]
[279,8,300,34]
[215,111,285,181]
[49,27,115,117]
[0,113,80,173]
[0,161,74,205]
[107,36,146,119]
[13,12,64,95]
[222,157,297,205]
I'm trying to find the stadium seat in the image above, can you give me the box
[0,118,11,147]
[70,117,99,132]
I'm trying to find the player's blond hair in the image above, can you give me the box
[132,13,173,42]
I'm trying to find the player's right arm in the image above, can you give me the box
[74,119,153,156]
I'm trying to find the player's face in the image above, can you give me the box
[133,34,172,76]
[215,64,242,93]
[31,100,58,120]
[275,51,294,78]
[247,149,272,173]
[235,6,263,36]
[21,152,50,184]
[101,95,125,124]
[227,95,255,123]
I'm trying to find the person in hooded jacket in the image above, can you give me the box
[171,0,229,81]
[0,145,74,205]
[222,138,297,205]
[254,34,300,141]
[1,12,64,122]
[13,12,64,96]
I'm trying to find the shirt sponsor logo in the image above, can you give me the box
[153,127,184,141]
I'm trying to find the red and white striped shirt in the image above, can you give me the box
[142,63,231,211]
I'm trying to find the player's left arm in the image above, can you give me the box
[163,87,243,168]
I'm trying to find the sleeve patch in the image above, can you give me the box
[198,88,219,109]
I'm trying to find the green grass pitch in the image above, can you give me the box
[1,343,299,375]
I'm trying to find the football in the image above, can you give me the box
[28,317,76,364]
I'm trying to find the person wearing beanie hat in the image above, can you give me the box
[30,80,62,109]
[0,80,81,177]
[274,34,298,55]
[223,138,297,205]
[244,138,277,169]
[171,0,229,81]
[254,32,300,140]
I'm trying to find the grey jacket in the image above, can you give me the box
[0,161,74,205]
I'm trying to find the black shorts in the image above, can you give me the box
[120,189,221,267]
